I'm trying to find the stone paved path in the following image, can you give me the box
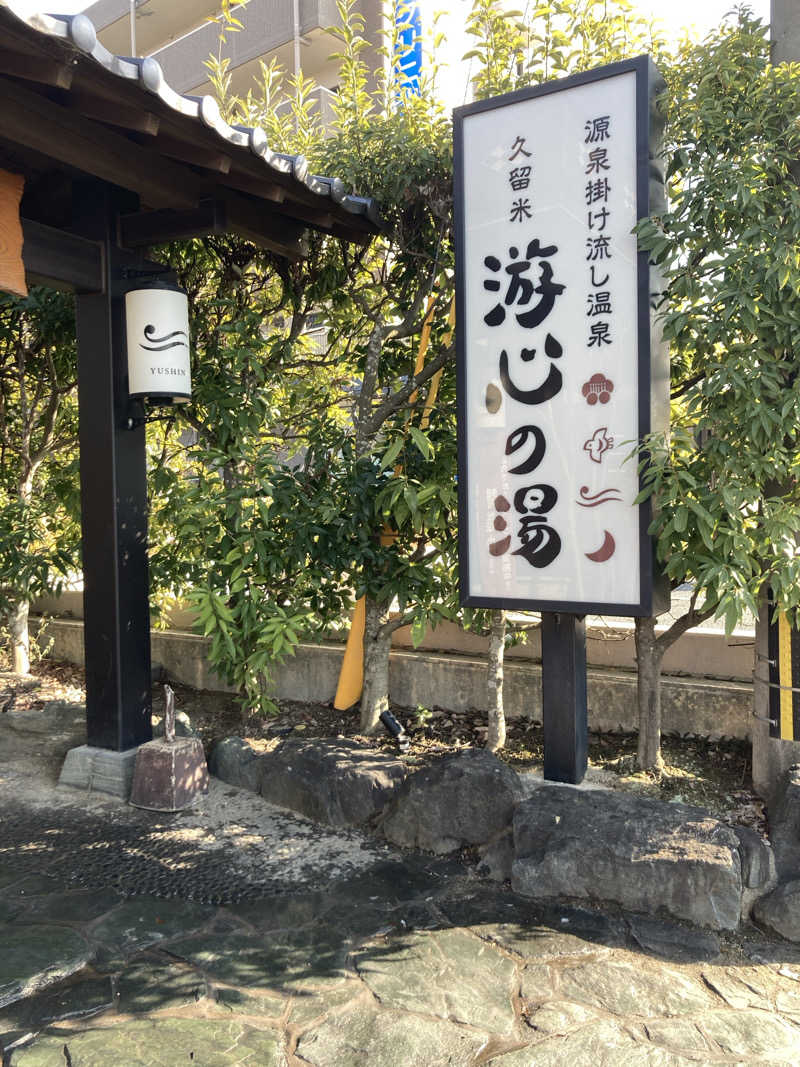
[3,705,800,1064]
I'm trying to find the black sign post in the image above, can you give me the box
[540,612,588,783]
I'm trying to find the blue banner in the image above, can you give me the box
[394,1,422,96]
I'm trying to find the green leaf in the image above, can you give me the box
[411,615,427,648]
[408,426,433,460]
[379,437,404,472]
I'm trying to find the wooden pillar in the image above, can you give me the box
[72,180,152,751]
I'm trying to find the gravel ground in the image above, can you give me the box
[0,692,389,905]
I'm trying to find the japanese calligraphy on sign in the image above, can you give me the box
[455,57,668,614]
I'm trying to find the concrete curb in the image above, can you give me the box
[37,617,752,739]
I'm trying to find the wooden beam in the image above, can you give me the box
[211,167,286,204]
[224,169,339,229]
[220,148,372,229]
[223,158,374,237]
[223,194,307,259]
[21,217,104,293]
[121,195,307,258]
[330,223,373,246]
[0,170,27,297]
[119,200,227,247]
[0,74,208,210]
[0,45,74,90]
[68,90,160,137]
[150,133,232,175]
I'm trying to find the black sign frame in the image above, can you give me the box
[454,55,669,617]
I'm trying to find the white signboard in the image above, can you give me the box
[455,57,667,615]
[125,284,191,404]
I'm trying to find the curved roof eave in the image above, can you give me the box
[0,1,382,244]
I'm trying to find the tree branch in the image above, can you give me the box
[654,588,717,655]
[179,407,214,445]
[671,370,706,400]
[359,340,454,441]
[28,357,62,469]
[378,612,416,639]
[355,323,384,455]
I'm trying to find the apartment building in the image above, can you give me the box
[84,0,387,108]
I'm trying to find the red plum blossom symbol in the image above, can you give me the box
[581,374,613,405]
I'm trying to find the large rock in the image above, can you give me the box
[380,749,523,854]
[511,787,743,930]
[734,825,777,919]
[296,1001,486,1067]
[258,738,407,828]
[476,829,514,882]
[767,764,800,880]
[209,736,264,793]
[734,825,776,890]
[753,879,800,942]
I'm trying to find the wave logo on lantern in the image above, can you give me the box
[139,324,189,352]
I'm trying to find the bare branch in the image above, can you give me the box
[410,536,429,562]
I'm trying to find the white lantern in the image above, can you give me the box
[125,281,191,405]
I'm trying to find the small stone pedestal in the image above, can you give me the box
[59,745,140,799]
[129,737,209,812]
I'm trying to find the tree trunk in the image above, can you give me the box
[360,596,392,734]
[486,609,507,752]
[8,598,30,676]
[635,615,665,772]
[8,474,34,676]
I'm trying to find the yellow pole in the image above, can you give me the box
[333,595,366,711]
[779,613,794,739]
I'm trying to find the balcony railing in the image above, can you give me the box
[151,0,341,94]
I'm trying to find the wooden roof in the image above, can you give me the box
[0,2,381,259]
